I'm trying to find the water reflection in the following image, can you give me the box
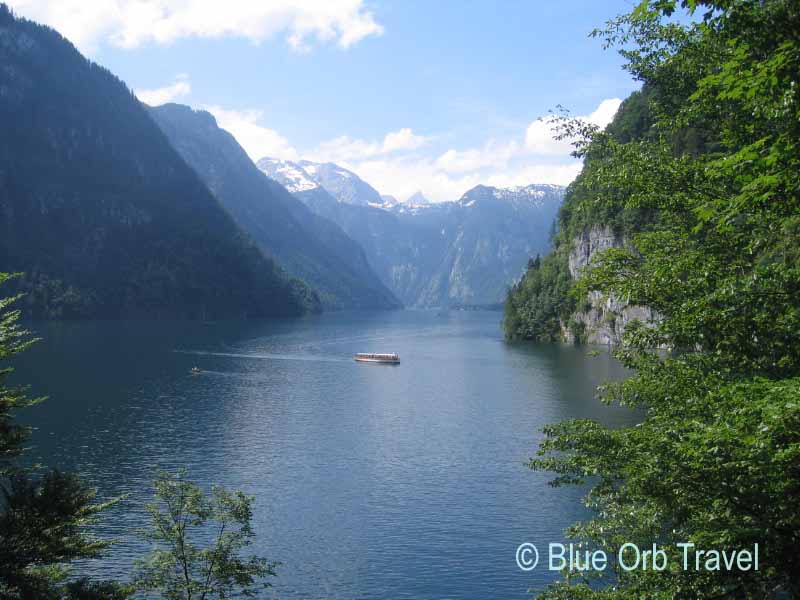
[14,311,635,599]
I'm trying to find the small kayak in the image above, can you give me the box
[354,352,400,364]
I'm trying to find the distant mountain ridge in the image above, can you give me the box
[458,184,563,208]
[386,184,564,306]
[259,157,565,307]
[0,6,318,319]
[259,158,387,207]
[148,104,400,310]
[406,191,431,206]
[259,158,395,208]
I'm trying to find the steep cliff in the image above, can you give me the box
[561,225,658,344]
[504,89,661,343]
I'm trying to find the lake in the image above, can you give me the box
[14,310,633,599]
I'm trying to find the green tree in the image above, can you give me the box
[504,250,577,342]
[526,0,800,598]
[0,272,130,599]
[135,471,277,599]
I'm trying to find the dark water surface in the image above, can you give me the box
[14,310,634,599]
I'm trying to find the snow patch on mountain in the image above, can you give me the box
[256,157,320,193]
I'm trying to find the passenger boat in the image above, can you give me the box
[354,352,400,364]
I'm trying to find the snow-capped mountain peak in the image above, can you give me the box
[258,157,567,308]
[258,157,384,207]
[256,157,319,193]
[405,191,431,207]
[458,184,564,209]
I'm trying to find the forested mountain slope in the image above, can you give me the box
[148,104,400,310]
[504,88,664,343]
[0,5,318,319]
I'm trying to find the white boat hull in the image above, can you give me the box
[354,353,400,364]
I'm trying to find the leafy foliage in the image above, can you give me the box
[0,273,39,469]
[0,471,123,598]
[503,92,662,342]
[503,253,577,342]
[521,0,800,597]
[135,471,277,600]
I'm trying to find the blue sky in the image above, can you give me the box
[11,0,642,201]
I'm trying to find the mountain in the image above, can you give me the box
[259,158,319,194]
[406,191,430,206]
[259,157,564,307]
[298,161,384,206]
[503,89,660,343]
[259,158,387,207]
[0,5,318,319]
[148,105,400,310]
[387,184,564,306]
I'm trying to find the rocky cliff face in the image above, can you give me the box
[503,89,664,345]
[563,225,658,344]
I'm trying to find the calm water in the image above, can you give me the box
[14,310,633,599]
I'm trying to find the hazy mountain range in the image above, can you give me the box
[259,158,564,307]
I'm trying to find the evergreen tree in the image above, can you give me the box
[0,273,130,599]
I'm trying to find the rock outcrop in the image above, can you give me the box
[564,225,659,345]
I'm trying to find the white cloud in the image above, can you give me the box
[9,0,383,54]
[382,128,427,153]
[311,135,381,162]
[350,157,483,204]
[309,128,429,162]
[485,163,583,189]
[435,140,519,174]
[203,105,298,161]
[301,98,622,202]
[524,117,571,155]
[524,98,623,155]
[348,155,582,203]
[135,74,191,105]
[587,98,623,127]
[163,97,621,202]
